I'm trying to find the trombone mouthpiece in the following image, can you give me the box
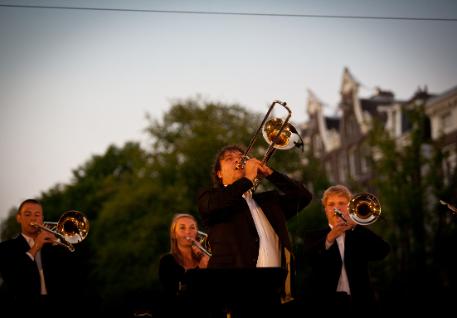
[333,208,348,225]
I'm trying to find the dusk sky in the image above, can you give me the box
[1,0,456,221]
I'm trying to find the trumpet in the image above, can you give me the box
[237,100,303,189]
[334,193,381,226]
[30,210,90,252]
[186,231,212,257]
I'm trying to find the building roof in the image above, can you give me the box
[426,85,457,105]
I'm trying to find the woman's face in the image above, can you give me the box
[174,216,198,248]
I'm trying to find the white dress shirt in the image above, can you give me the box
[326,225,351,295]
[243,190,281,267]
[22,233,48,295]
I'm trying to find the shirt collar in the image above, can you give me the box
[21,233,35,247]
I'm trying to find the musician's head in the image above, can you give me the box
[169,213,198,252]
[212,144,246,188]
[322,185,353,226]
[16,198,43,237]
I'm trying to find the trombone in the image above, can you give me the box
[237,100,304,189]
[30,210,90,252]
[187,230,212,257]
[334,193,382,226]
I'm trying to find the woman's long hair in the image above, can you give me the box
[169,213,200,266]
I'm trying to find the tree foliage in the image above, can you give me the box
[2,96,454,312]
[0,98,313,314]
[366,102,457,306]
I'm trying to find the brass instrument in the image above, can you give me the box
[237,100,303,189]
[348,193,381,225]
[187,231,212,257]
[30,210,90,252]
[334,193,381,226]
[333,208,348,225]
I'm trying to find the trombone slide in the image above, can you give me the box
[30,222,75,252]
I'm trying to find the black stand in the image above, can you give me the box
[184,267,287,318]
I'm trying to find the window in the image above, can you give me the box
[440,111,452,129]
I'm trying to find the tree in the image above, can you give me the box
[0,97,315,315]
[366,101,456,308]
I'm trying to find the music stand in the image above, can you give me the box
[184,267,287,317]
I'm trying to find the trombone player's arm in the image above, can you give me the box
[325,222,355,249]
[264,169,313,219]
[198,157,269,218]
[244,157,273,183]
[191,244,210,268]
[26,230,58,259]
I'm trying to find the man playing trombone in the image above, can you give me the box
[0,199,81,317]
[197,144,312,315]
[303,185,390,312]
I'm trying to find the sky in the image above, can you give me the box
[1,0,457,222]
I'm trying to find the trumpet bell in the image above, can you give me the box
[262,118,301,150]
[348,193,381,225]
[56,210,90,244]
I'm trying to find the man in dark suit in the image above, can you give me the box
[0,199,78,317]
[197,144,312,315]
[304,185,390,313]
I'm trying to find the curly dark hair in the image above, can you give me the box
[211,144,246,188]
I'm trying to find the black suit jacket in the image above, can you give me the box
[197,170,312,268]
[0,234,75,316]
[158,253,190,299]
[304,226,390,308]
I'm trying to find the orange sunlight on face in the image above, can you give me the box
[16,202,43,238]
[174,217,198,248]
[217,150,245,186]
[324,194,350,226]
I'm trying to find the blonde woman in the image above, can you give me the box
[158,213,209,308]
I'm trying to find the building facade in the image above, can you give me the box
[425,85,457,183]
[302,67,457,187]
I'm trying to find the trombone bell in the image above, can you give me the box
[57,210,89,244]
[238,100,303,190]
[348,193,381,225]
[262,118,301,150]
[30,210,89,252]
